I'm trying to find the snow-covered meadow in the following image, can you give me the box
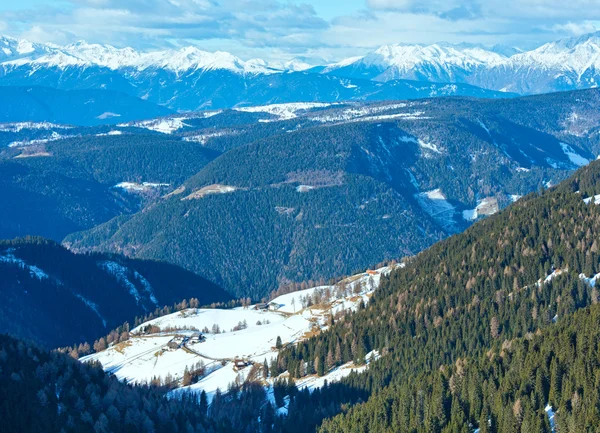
[81,264,401,399]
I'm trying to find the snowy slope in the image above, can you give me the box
[5,31,600,97]
[323,32,600,94]
[325,43,506,83]
[2,39,277,74]
[82,264,402,395]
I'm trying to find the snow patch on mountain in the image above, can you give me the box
[183,130,236,145]
[75,294,107,328]
[0,122,73,133]
[99,261,143,305]
[121,117,189,134]
[584,194,600,205]
[399,135,441,155]
[560,142,589,167]
[0,250,49,280]
[234,102,335,121]
[416,189,458,233]
[8,131,74,148]
[462,197,499,221]
[114,182,170,193]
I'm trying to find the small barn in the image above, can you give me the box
[254,303,269,311]
[233,359,252,371]
[268,302,281,311]
[189,332,205,344]
[166,340,180,351]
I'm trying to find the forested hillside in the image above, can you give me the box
[321,303,600,433]
[0,333,278,433]
[0,238,230,348]
[0,134,219,240]
[66,90,600,298]
[263,159,600,432]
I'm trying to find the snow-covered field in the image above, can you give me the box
[416,188,458,233]
[82,264,401,397]
[462,197,499,221]
[120,117,190,134]
[234,102,336,121]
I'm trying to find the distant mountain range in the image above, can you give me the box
[324,33,600,95]
[2,32,600,112]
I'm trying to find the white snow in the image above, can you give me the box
[75,295,107,328]
[399,135,441,154]
[295,350,380,391]
[0,250,49,280]
[324,42,506,82]
[2,40,279,74]
[416,189,458,232]
[182,184,238,200]
[0,122,73,133]
[114,182,170,193]
[99,261,145,306]
[462,197,499,221]
[583,194,600,205]
[122,117,189,134]
[84,264,402,393]
[545,404,556,433]
[580,271,600,287]
[560,143,589,167]
[95,130,123,137]
[544,268,566,284]
[312,103,411,124]
[183,130,235,145]
[296,185,316,193]
[234,102,335,121]
[8,131,74,148]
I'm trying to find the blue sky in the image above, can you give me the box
[1,0,599,62]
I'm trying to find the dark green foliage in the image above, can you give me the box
[0,333,277,433]
[65,90,600,298]
[66,175,444,298]
[0,134,219,240]
[320,304,600,433]
[271,159,600,432]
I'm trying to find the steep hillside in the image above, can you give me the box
[75,159,600,433]
[0,238,231,348]
[0,333,279,433]
[321,302,600,432]
[0,86,172,125]
[263,159,600,432]
[0,134,219,240]
[80,265,396,393]
[65,90,600,298]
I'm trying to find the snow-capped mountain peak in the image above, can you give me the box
[506,32,600,75]
[0,36,280,74]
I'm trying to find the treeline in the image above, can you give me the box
[0,333,290,433]
[58,296,249,358]
[320,302,600,433]
[269,160,600,432]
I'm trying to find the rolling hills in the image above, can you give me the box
[63,90,600,298]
